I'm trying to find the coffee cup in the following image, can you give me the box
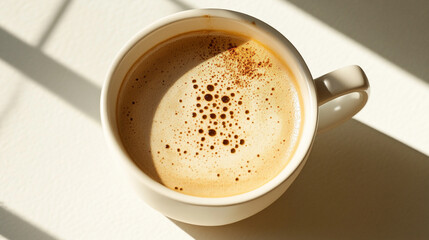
[101,9,369,226]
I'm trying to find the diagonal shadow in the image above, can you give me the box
[0,206,59,240]
[0,27,100,122]
[284,0,429,83]
[37,0,72,48]
[174,119,429,240]
[168,0,193,10]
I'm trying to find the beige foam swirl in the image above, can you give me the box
[117,31,303,197]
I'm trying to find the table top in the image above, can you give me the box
[1,1,428,239]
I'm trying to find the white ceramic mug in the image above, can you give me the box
[101,9,369,226]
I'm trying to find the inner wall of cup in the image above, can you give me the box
[107,14,317,196]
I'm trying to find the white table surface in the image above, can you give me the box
[1,0,428,239]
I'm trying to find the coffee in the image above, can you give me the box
[117,30,303,197]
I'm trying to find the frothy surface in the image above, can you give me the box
[117,31,302,197]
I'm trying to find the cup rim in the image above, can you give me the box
[101,8,317,206]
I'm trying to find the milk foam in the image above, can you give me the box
[117,31,302,197]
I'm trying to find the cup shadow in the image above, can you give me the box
[174,119,429,240]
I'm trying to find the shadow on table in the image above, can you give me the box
[168,0,193,10]
[0,27,100,123]
[284,0,429,83]
[174,119,429,240]
[0,206,59,240]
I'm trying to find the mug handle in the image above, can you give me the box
[314,65,370,133]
